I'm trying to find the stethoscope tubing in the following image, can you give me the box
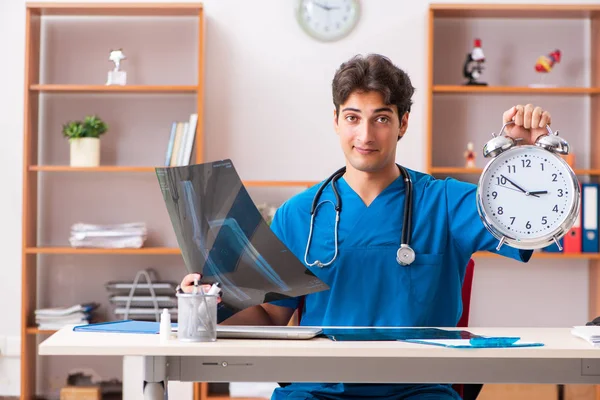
[304,164,414,268]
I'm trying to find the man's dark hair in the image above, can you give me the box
[332,54,415,120]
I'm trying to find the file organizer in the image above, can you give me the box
[105,269,178,322]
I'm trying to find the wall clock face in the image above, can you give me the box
[296,0,360,42]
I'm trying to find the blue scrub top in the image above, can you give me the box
[268,168,532,399]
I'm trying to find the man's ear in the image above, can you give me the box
[333,109,340,134]
[397,111,409,141]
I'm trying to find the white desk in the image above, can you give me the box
[39,327,600,400]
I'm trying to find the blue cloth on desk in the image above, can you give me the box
[267,169,532,400]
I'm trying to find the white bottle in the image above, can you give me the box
[160,308,172,343]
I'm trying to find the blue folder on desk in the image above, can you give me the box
[404,337,544,348]
[320,327,480,341]
[73,320,162,334]
[319,328,544,348]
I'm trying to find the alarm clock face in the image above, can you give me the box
[477,145,579,248]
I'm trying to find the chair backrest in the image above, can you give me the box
[457,258,475,328]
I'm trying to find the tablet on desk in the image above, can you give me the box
[216,325,322,339]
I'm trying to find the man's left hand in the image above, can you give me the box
[502,104,552,145]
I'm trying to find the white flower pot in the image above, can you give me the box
[70,137,100,167]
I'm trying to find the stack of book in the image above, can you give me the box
[69,222,147,248]
[164,113,198,166]
[35,303,99,330]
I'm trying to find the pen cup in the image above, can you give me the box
[176,292,218,342]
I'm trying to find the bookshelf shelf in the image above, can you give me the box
[29,166,318,186]
[25,246,181,255]
[429,167,600,176]
[27,2,203,16]
[429,3,600,18]
[30,165,157,172]
[432,85,598,95]
[30,84,198,93]
[26,327,55,335]
[473,251,600,259]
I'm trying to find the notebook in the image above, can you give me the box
[73,320,322,340]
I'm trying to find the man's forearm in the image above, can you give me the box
[220,305,275,326]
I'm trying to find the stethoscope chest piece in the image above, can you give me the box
[396,244,415,266]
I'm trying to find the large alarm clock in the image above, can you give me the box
[476,121,580,251]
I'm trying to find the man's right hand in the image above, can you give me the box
[179,273,213,294]
[179,273,296,326]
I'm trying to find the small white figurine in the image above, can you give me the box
[106,49,127,86]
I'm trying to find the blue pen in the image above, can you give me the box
[469,337,520,347]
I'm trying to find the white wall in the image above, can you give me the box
[1,0,600,396]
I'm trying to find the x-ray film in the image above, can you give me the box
[155,159,329,314]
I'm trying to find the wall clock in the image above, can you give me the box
[296,0,360,42]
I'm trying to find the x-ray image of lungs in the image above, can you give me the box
[155,159,329,314]
[180,180,250,303]
[208,218,291,292]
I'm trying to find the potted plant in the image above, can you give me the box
[62,115,108,167]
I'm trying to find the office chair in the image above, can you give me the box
[454,258,483,400]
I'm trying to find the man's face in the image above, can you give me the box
[334,90,408,174]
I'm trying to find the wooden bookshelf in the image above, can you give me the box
[20,3,214,400]
[428,5,600,399]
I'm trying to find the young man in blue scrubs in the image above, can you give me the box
[180,54,552,399]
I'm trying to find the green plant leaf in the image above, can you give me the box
[62,115,108,139]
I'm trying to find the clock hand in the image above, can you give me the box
[498,185,525,194]
[313,2,329,10]
[497,176,541,198]
[528,190,548,195]
[499,175,527,194]
[497,185,540,197]
[313,1,340,11]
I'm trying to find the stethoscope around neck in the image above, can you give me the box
[303,164,415,268]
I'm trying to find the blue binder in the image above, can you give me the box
[582,183,599,253]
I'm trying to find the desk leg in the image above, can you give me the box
[143,356,168,400]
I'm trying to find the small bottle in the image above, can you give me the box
[160,308,172,343]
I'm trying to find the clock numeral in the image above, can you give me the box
[507,165,516,173]
[542,216,548,225]
[557,189,564,197]
[540,163,545,171]
[492,191,498,199]
[522,159,531,168]
[496,176,507,185]
[526,221,532,229]
[497,206,504,215]
[552,173,558,182]
[552,205,559,213]
[510,217,515,225]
